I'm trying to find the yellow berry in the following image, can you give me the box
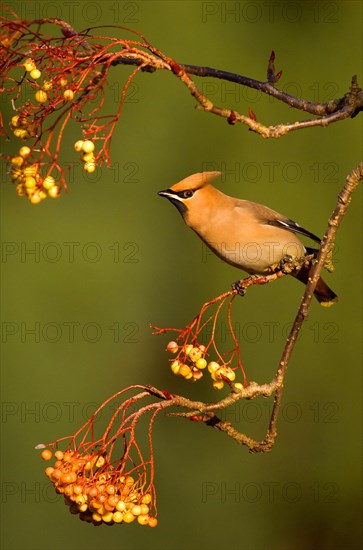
[123,511,135,523]
[29,192,42,205]
[92,512,102,522]
[30,68,41,79]
[35,90,47,103]
[23,164,38,176]
[141,493,152,504]
[131,505,141,516]
[10,156,24,167]
[116,500,126,512]
[220,367,236,382]
[16,184,26,196]
[208,361,219,374]
[25,177,36,189]
[189,347,202,362]
[82,152,95,163]
[42,81,53,91]
[12,169,23,181]
[59,77,68,87]
[234,382,244,391]
[213,380,224,390]
[137,514,150,525]
[101,512,113,523]
[140,504,149,515]
[23,58,36,72]
[19,146,31,158]
[179,364,191,378]
[74,140,84,152]
[192,369,203,381]
[42,175,55,190]
[63,89,74,101]
[166,341,178,353]
[184,344,193,355]
[195,358,207,370]
[82,140,95,153]
[112,511,123,523]
[13,129,29,139]
[171,360,181,375]
[48,185,60,199]
[84,162,96,173]
[148,517,158,528]
[10,115,20,127]
[95,456,105,468]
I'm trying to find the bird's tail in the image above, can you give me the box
[295,264,338,307]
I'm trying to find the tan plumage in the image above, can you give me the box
[158,171,337,306]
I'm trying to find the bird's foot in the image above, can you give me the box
[232,274,265,296]
[232,280,247,296]
[275,255,302,275]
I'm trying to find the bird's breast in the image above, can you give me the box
[191,217,306,274]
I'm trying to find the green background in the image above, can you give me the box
[1,1,362,549]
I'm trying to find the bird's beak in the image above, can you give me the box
[157,189,177,200]
[158,189,187,215]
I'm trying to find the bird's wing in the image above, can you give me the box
[234,200,322,244]
[268,218,321,244]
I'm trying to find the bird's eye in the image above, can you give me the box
[179,190,194,199]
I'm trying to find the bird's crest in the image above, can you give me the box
[170,171,221,192]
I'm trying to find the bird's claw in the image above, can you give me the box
[276,255,298,275]
[232,280,247,296]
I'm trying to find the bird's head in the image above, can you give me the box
[158,171,221,216]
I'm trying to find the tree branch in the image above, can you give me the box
[150,162,362,452]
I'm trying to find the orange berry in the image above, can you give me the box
[45,466,54,477]
[54,450,64,461]
[42,81,53,91]
[148,517,158,527]
[41,449,52,460]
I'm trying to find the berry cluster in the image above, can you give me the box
[9,146,60,204]
[41,448,157,527]
[74,140,97,174]
[22,58,75,105]
[167,341,243,391]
